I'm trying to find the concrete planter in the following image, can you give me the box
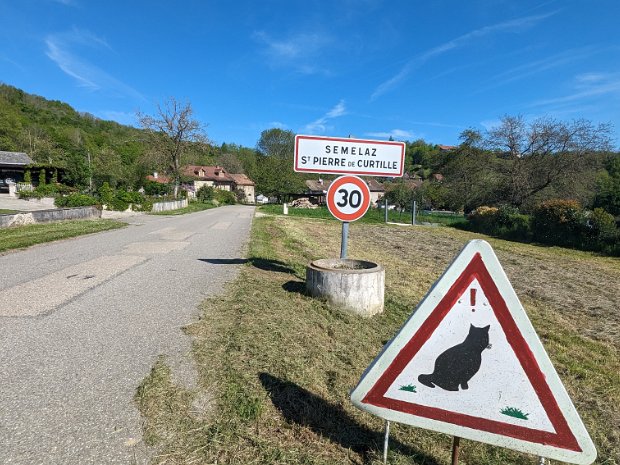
[306,258,385,317]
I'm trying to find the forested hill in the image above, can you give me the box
[0,83,220,188]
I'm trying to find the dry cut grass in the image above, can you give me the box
[135,216,620,465]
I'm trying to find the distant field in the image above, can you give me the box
[137,216,619,465]
[259,204,465,226]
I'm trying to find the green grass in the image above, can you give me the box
[259,204,465,226]
[500,407,529,420]
[149,201,218,215]
[0,209,18,214]
[0,219,126,253]
[136,216,619,465]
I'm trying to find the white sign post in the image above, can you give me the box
[294,135,405,177]
[351,240,596,464]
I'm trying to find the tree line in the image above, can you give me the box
[1,84,618,221]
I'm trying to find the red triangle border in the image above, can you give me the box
[362,253,581,452]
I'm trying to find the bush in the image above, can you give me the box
[196,185,215,202]
[55,193,99,208]
[531,199,586,247]
[107,189,152,212]
[466,205,531,240]
[467,206,499,235]
[144,181,171,196]
[583,208,619,254]
[215,189,236,205]
[98,182,114,205]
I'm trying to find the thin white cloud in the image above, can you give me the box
[528,72,620,108]
[371,11,558,100]
[302,100,347,134]
[45,29,145,101]
[253,31,333,75]
[365,129,416,140]
[476,47,596,93]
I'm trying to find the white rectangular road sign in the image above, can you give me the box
[294,135,405,177]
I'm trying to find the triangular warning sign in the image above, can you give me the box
[351,240,596,464]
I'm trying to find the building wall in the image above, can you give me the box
[238,185,255,203]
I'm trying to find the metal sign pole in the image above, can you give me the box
[384,197,388,223]
[383,420,390,464]
[340,222,349,259]
[451,436,460,465]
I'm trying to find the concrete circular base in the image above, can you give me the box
[306,258,385,317]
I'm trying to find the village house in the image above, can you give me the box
[182,165,235,191]
[228,173,255,203]
[0,151,33,192]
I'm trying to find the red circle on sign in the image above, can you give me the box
[326,175,371,222]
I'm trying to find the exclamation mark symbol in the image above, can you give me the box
[470,288,477,312]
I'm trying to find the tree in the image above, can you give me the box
[594,154,620,216]
[138,98,207,197]
[252,128,305,199]
[485,116,612,210]
[257,128,294,159]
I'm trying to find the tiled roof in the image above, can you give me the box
[364,178,384,192]
[0,151,33,165]
[305,179,332,192]
[146,174,171,184]
[438,144,457,151]
[229,173,255,186]
[182,165,234,182]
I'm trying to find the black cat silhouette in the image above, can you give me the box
[418,324,491,391]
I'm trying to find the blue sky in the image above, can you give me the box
[1,0,619,148]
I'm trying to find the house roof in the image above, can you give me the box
[438,144,457,151]
[146,174,171,184]
[182,165,234,182]
[0,151,33,165]
[305,179,332,192]
[229,173,255,186]
[364,178,384,192]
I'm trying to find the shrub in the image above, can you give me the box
[531,199,586,247]
[144,181,171,196]
[55,193,99,208]
[24,170,31,183]
[38,168,46,186]
[98,182,114,206]
[583,208,619,253]
[466,205,531,240]
[215,189,236,205]
[466,206,499,235]
[196,185,215,202]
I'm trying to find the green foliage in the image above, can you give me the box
[97,182,114,205]
[55,193,99,208]
[51,169,58,184]
[38,168,46,185]
[214,189,236,205]
[464,199,619,255]
[23,170,31,183]
[466,205,532,240]
[196,185,215,202]
[531,199,586,247]
[143,180,171,196]
[594,155,620,216]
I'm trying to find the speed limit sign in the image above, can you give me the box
[326,175,371,222]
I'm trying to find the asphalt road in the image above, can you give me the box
[0,205,255,464]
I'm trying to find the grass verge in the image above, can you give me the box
[136,216,619,464]
[149,201,218,216]
[0,219,126,253]
[0,209,18,214]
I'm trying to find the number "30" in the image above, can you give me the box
[336,188,362,209]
